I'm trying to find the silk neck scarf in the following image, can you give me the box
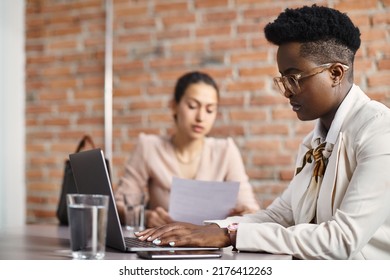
[295,142,329,223]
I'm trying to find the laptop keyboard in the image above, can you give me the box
[124,237,162,248]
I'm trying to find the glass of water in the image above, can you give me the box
[66,194,109,260]
[123,193,145,233]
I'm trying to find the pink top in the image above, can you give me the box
[114,133,260,213]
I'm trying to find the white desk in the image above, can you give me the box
[0,224,291,260]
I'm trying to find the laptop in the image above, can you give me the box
[69,148,220,252]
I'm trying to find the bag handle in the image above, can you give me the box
[75,135,96,152]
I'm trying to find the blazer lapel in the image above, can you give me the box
[291,139,315,216]
[316,132,343,222]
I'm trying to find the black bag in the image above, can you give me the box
[56,135,102,225]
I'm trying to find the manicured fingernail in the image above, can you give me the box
[137,236,143,239]
[169,241,175,247]
[147,236,153,241]
[153,239,161,245]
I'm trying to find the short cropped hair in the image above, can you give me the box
[264,5,361,66]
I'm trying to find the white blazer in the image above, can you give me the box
[214,85,390,259]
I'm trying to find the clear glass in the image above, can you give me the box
[273,63,349,96]
[123,193,145,233]
[66,194,109,260]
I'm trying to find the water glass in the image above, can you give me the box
[66,194,109,260]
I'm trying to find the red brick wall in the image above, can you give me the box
[25,0,390,223]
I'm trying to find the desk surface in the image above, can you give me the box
[0,224,291,260]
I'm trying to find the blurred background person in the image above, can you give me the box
[115,71,260,228]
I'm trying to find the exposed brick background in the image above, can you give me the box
[25,0,390,223]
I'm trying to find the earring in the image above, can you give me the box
[332,77,341,87]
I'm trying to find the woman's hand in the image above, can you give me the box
[145,207,175,228]
[135,222,231,248]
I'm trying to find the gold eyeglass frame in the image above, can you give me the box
[273,63,349,96]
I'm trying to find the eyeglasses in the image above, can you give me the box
[273,63,349,96]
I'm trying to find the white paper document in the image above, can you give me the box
[169,177,240,225]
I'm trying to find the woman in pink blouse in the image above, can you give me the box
[115,71,259,228]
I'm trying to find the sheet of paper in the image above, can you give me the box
[169,177,240,225]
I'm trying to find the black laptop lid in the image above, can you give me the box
[69,148,127,251]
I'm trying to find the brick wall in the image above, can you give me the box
[25,0,390,223]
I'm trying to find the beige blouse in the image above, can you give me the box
[114,133,259,214]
